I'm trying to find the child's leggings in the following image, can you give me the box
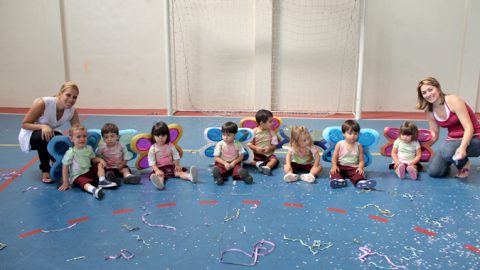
[214,162,242,180]
[329,165,365,186]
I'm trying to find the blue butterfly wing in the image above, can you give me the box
[119,129,138,161]
[47,136,72,181]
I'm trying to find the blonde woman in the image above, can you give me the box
[18,82,80,183]
[417,77,480,178]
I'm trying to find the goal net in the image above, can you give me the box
[169,0,360,115]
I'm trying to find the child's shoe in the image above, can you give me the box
[99,179,118,188]
[356,179,376,189]
[93,187,104,200]
[124,174,141,184]
[406,166,418,180]
[106,171,116,180]
[189,166,198,183]
[260,166,271,176]
[396,164,406,179]
[239,168,253,184]
[300,173,316,183]
[255,161,265,172]
[283,173,299,183]
[106,171,121,186]
[150,175,165,190]
[330,178,346,189]
[212,167,224,185]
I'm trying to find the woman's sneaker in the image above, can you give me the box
[93,187,104,200]
[239,168,253,184]
[406,166,418,180]
[356,179,376,189]
[99,179,117,188]
[212,167,224,185]
[124,174,141,184]
[189,166,198,183]
[150,175,165,190]
[330,178,346,189]
[283,173,299,183]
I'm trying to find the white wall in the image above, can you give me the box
[0,0,65,106]
[0,0,479,113]
[61,0,167,109]
[0,0,167,110]
[362,0,480,112]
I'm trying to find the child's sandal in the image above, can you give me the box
[456,161,471,178]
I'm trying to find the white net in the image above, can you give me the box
[170,0,256,113]
[170,0,360,115]
[271,0,360,115]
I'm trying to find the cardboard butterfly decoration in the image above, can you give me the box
[380,127,433,162]
[199,127,254,163]
[321,126,379,167]
[89,129,139,161]
[239,117,287,148]
[130,124,183,170]
[47,131,101,181]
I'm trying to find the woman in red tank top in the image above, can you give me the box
[416,77,480,178]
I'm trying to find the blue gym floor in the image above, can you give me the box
[0,114,479,270]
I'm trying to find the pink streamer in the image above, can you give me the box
[358,246,406,269]
[141,211,176,231]
[220,239,275,266]
[105,249,134,260]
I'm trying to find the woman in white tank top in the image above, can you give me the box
[18,82,80,183]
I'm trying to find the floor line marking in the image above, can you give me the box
[414,226,437,236]
[284,203,304,208]
[242,200,261,204]
[19,229,42,239]
[156,202,176,208]
[368,215,389,223]
[68,216,89,224]
[464,244,480,254]
[0,157,38,192]
[112,209,135,215]
[199,200,218,205]
[326,207,347,214]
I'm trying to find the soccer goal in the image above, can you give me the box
[166,0,364,117]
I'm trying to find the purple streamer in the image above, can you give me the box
[105,249,134,260]
[358,246,406,269]
[141,211,176,231]
[220,239,275,266]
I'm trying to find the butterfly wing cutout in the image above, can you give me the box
[200,127,254,163]
[130,124,183,170]
[322,126,379,166]
[239,117,285,148]
[380,127,433,162]
[47,131,101,181]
